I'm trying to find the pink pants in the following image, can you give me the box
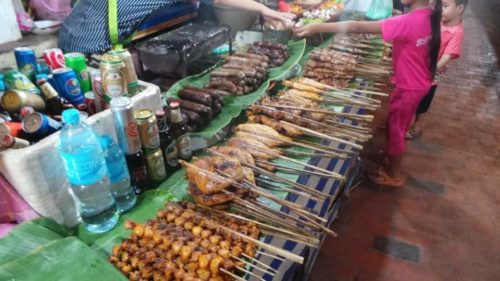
[386,87,429,155]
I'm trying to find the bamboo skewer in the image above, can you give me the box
[193,206,305,264]
[281,121,363,150]
[337,87,389,97]
[262,103,374,122]
[235,266,264,280]
[237,130,349,158]
[298,139,358,155]
[207,149,332,200]
[257,250,286,262]
[195,204,320,247]
[242,253,278,273]
[221,268,246,281]
[269,155,344,181]
[232,255,274,276]
[249,164,334,200]
[256,178,314,199]
[255,159,338,179]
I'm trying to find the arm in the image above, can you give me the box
[212,0,295,23]
[437,54,452,71]
[294,21,382,37]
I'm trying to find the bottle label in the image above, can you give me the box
[62,155,107,185]
[177,133,192,159]
[165,141,179,167]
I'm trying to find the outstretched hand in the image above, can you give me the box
[293,24,319,37]
[261,8,296,26]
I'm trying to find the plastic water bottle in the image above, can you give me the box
[100,135,137,213]
[57,109,118,233]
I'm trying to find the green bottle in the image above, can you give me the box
[65,53,91,93]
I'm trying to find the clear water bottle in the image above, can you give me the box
[57,109,118,233]
[100,135,137,213]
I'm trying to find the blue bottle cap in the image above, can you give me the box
[99,135,113,148]
[62,109,80,125]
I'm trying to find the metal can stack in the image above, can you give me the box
[109,50,139,96]
[14,47,37,81]
[100,54,128,102]
[65,52,91,93]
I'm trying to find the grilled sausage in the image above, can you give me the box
[167,97,213,120]
[181,108,205,128]
[211,69,245,79]
[206,80,237,94]
[179,89,212,107]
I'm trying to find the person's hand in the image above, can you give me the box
[261,8,295,26]
[294,24,319,37]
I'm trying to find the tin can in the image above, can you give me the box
[3,70,40,95]
[110,97,142,154]
[90,70,106,112]
[65,52,91,93]
[145,148,167,182]
[22,112,62,139]
[0,122,23,137]
[1,89,46,112]
[109,50,138,96]
[52,68,85,106]
[100,54,127,101]
[84,92,97,115]
[43,48,66,70]
[135,109,160,153]
[0,134,30,149]
[20,106,35,120]
[14,47,37,81]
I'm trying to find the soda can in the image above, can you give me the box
[43,48,66,70]
[22,112,62,139]
[65,52,91,93]
[144,148,167,182]
[109,49,139,96]
[3,70,40,95]
[135,109,160,153]
[84,92,97,115]
[100,54,127,101]
[14,47,37,81]
[90,70,106,112]
[52,68,85,106]
[20,106,35,120]
[0,122,23,137]
[1,89,46,112]
[110,97,142,154]
[0,134,30,149]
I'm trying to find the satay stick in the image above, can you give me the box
[262,103,374,122]
[257,250,286,262]
[207,149,332,200]
[235,265,267,280]
[281,121,363,150]
[195,204,320,247]
[220,268,246,281]
[255,159,337,179]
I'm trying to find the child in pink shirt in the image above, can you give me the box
[408,0,466,139]
[295,0,443,187]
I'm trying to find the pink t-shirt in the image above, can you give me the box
[440,22,464,59]
[380,8,433,90]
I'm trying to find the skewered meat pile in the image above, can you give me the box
[167,87,225,132]
[247,42,290,68]
[109,202,259,281]
[206,52,269,96]
[304,49,359,87]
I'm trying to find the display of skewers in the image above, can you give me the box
[248,42,290,68]
[109,202,303,281]
[205,52,270,96]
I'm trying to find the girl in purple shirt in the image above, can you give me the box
[295,0,442,187]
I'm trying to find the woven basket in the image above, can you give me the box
[0,81,162,227]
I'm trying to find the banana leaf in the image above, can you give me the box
[267,39,307,80]
[0,237,126,281]
[0,219,67,266]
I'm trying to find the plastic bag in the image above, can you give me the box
[366,0,393,20]
[30,0,72,21]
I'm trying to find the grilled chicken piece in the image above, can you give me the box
[235,123,292,147]
[255,159,276,172]
[188,183,233,206]
[247,112,302,137]
[185,157,244,194]
[227,138,281,160]
[207,146,256,185]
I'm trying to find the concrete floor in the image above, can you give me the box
[310,9,500,281]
